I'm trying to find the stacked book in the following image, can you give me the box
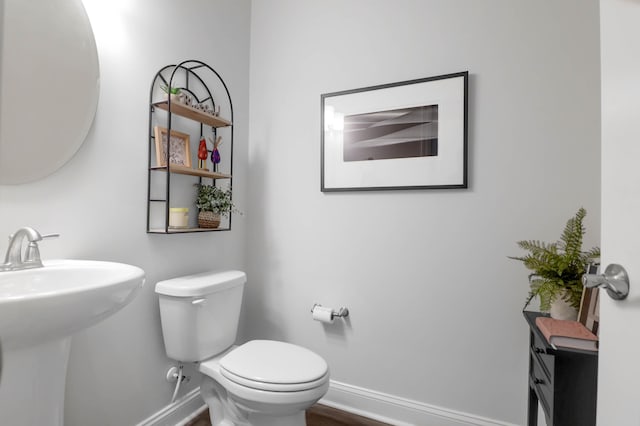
[535,316,598,351]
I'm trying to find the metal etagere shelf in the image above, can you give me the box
[147,60,234,234]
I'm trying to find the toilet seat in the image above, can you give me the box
[211,340,329,392]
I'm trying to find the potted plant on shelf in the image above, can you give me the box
[195,184,238,228]
[160,85,183,103]
[509,207,600,320]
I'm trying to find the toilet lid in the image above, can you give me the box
[219,340,329,392]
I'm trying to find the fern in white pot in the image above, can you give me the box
[509,208,600,319]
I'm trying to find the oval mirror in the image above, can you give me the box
[0,0,99,184]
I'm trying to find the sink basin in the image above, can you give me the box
[0,259,145,425]
[0,259,145,348]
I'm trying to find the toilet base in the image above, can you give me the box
[246,411,306,426]
[201,374,321,426]
[206,405,306,426]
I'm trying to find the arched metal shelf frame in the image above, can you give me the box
[147,60,235,234]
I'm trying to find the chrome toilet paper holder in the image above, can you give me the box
[311,303,349,319]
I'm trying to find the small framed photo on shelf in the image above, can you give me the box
[321,71,468,192]
[578,263,600,335]
[154,126,192,168]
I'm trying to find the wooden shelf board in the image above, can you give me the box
[153,101,232,127]
[150,165,231,179]
[148,226,230,234]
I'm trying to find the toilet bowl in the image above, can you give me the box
[155,271,330,426]
[200,340,329,426]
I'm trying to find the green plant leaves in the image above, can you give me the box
[510,208,600,311]
[160,84,181,95]
[195,184,239,217]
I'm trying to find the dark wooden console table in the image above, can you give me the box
[524,311,598,426]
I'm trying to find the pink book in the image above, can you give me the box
[535,317,598,351]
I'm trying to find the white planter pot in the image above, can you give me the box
[163,92,183,104]
[550,293,578,321]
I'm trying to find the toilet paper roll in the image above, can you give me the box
[312,305,334,324]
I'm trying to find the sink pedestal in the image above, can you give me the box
[0,338,72,425]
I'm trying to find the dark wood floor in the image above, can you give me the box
[186,404,390,426]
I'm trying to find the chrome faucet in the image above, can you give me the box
[1,227,59,271]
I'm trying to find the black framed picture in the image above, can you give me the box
[321,71,468,192]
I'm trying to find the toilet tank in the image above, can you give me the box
[155,270,246,362]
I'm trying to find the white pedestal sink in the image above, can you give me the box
[0,259,145,425]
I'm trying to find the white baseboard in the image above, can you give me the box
[320,380,520,426]
[136,381,519,426]
[135,387,207,426]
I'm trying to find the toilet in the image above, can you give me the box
[155,270,330,426]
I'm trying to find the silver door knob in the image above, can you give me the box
[582,263,630,300]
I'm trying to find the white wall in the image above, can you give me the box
[244,1,601,424]
[0,1,250,425]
